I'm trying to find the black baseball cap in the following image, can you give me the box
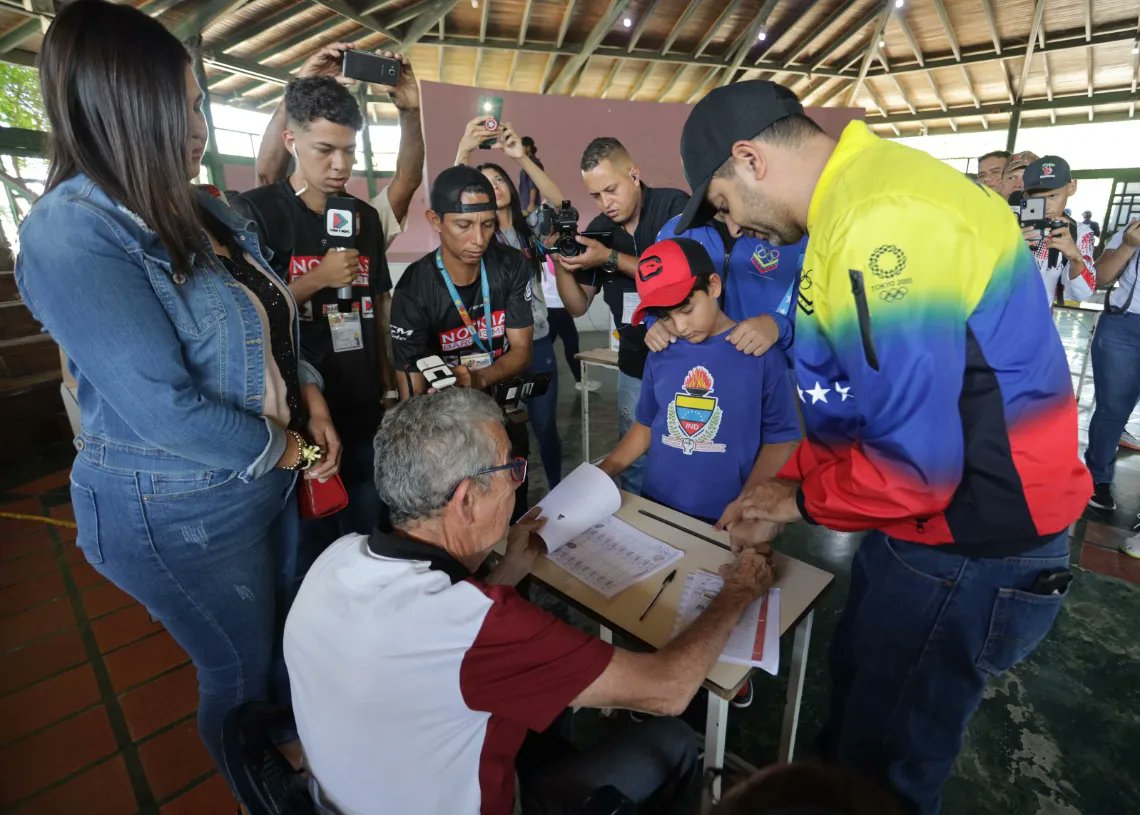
[674,80,804,234]
[429,165,496,215]
[1022,156,1073,193]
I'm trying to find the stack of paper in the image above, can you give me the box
[533,463,682,598]
[671,571,781,676]
[546,515,684,599]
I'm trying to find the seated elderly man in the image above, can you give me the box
[285,387,773,815]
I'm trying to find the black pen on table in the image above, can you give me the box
[639,569,677,622]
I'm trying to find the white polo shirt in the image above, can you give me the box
[284,531,614,815]
[1034,221,1097,303]
[1104,229,1140,315]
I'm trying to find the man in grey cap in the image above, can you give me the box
[686,81,1089,815]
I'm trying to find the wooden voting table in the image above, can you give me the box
[575,348,620,465]
[507,491,833,798]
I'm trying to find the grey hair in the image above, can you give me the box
[374,388,505,527]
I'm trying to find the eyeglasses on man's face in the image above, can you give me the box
[446,456,528,501]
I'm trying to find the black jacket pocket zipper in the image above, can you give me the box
[849,269,880,371]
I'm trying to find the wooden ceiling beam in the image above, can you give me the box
[922,72,957,131]
[687,66,722,102]
[693,0,747,59]
[661,2,703,54]
[628,61,654,100]
[769,0,858,67]
[599,57,624,98]
[506,48,520,86]
[539,52,558,93]
[212,3,306,52]
[1042,53,1056,123]
[846,0,893,106]
[398,0,458,48]
[808,4,883,73]
[309,0,399,43]
[556,0,578,48]
[721,0,780,85]
[626,0,660,52]
[893,10,923,67]
[479,0,490,41]
[980,0,1001,55]
[0,19,36,54]
[1015,0,1048,101]
[930,0,960,61]
[869,87,1137,124]
[517,0,535,46]
[656,64,687,102]
[548,0,633,94]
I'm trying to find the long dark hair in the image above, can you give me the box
[39,0,205,278]
[477,162,542,282]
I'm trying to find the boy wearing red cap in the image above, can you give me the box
[600,238,800,533]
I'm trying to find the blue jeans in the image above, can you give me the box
[528,336,564,488]
[820,531,1070,815]
[1085,312,1140,484]
[547,307,582,382]
[617,371,645,495]
[298,436,385,587]
[69,435,299,787]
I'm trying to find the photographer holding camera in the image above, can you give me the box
[553,138,689,493]
[1018,156,1096,305]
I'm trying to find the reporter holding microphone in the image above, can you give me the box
[15,0,339,792]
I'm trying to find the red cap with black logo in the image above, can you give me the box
[631,238,716,326]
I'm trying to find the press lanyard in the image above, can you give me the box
[435,250,493,354]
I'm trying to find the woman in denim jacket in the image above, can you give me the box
[15,1,342,785]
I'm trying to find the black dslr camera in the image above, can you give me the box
[549,200,585,257]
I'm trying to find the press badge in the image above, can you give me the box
[328,311,364,353]
[459,352,494,370]
[621,292,640,325]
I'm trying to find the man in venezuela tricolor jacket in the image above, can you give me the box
[674,81,1090,815]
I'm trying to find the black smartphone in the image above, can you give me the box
[477,94,504,149]
[580,229,614,245]
[343,50,402,86]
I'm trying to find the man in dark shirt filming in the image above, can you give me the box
[235,75,396,562]
[390,165,534,515]
[554,137,689,494]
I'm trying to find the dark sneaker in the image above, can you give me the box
[731,679,753,709]
[1088,483,1116,511]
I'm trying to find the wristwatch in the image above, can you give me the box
[288,430,323,471]
[606,247,619,273]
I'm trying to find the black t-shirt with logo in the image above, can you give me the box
[572,184,690,379]
[234,181,392,443]
[389,242,534,373]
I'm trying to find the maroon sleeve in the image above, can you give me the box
[459,581,615,732]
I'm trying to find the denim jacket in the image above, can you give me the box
[16,174,321,481]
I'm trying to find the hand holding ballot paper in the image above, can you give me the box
[534,464,684,598]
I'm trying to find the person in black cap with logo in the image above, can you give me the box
[1019,155,1097,307]
[677,80,1091,815]
[389,165,534,516]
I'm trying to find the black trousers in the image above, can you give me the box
[516,715,699,815]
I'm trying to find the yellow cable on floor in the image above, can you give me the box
[0,511,78,529]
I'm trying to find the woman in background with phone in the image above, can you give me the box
[16,0,339,791]
[457,119,569,489]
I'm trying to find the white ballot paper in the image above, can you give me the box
[534,463,622,552]
[671,571,781,676]
[546,516,684,599]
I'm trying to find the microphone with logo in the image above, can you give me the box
[325,195,358,314]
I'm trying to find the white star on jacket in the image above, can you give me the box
[835,382,852,401]
[805,381,831,404]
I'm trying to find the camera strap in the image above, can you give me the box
[435,250,493,354]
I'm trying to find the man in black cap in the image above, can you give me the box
[389,165,535,514]
[1020,155,1097,308]
[682,81,1091,815]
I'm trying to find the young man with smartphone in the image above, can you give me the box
[553,137,689,494]
[235,70,397,565]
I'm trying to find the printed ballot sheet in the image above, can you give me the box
[534,463,622,552]
[671,571,781,676]
[546,516,684,599]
